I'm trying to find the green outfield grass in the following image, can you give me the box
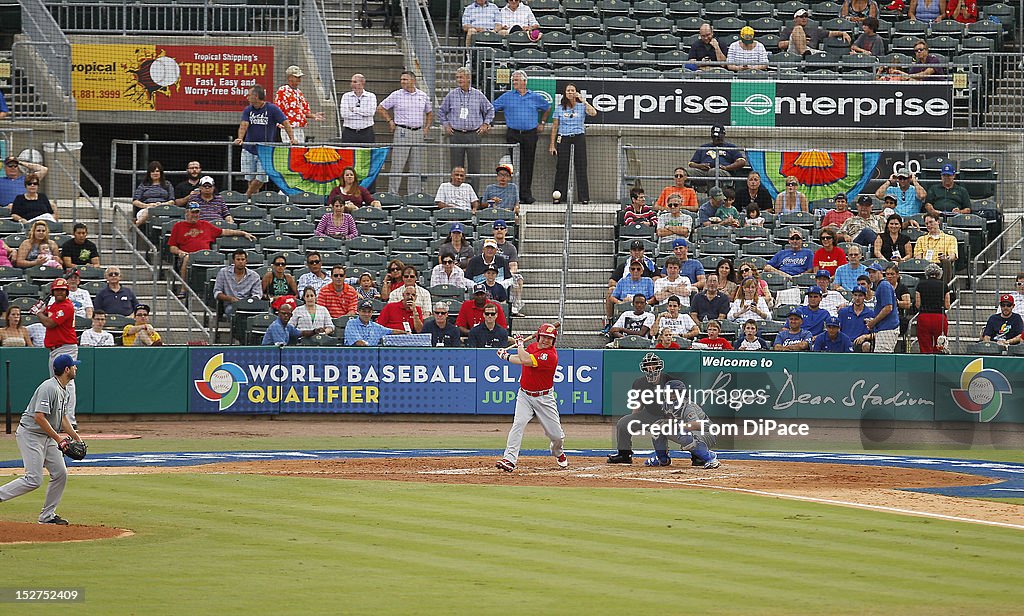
[0,474,1022,615]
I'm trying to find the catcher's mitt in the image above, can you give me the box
[58,437,87,460]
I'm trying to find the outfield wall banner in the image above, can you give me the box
[72,44,274,111]
[528,79,953,129]
[933,355,1024,423]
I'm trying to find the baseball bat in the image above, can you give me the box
[5,360,10,434]
[503,321,561,352]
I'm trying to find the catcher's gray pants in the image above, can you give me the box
[48,344,78,425]
[502,390,564,465]
[387,126,426,195]
[0,427,68,522]
[615,408,669,451]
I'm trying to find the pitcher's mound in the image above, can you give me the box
[0,520,133,544]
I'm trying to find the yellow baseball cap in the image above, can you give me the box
[740,26,755,38]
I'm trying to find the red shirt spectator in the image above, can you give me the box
[698,336,733,350]
[456,295,508,334]
[316,269,359,318]
[377,301,423,332]
[168,218,223,253]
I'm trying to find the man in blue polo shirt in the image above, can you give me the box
[865,263,900,353]
[838,285,875,352]
[669,238,705,288]
[874,170,926,218]
[773,310,812,351]
[344,299,403,346]
[766,228,815,277]
[812,315,853,352]
[492,70,551,205]
[797,286,829,336]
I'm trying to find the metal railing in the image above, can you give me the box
[969,214,1024,333]
[44,0,302,35]
[401,0,440,95]
[434,46,498,101]
[16,0,73,120]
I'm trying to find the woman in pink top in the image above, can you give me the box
[315,197,359,239]
[326,167,381,213]
[0,238,14,267]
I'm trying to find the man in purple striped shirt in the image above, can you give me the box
[377,71,433,195]
[186,176,234,223]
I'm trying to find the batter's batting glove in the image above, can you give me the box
[28,300,46,315]
[513,334,528,345]
[497,349,510,361]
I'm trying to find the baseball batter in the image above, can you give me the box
[0,354,83,525]
[495,323,567,472]
[36,278,80,428]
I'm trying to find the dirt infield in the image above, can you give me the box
[0,521,132,544]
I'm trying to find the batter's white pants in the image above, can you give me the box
[502,390,564,465]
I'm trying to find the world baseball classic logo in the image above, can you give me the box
[194,353,248,411]
[950,358,1012,422]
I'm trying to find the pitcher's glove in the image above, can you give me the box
[58,437,88,460]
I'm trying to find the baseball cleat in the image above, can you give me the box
[39,515,69,525]
[703,454,721,470]
[495,459,515,473]
[606,452,632,464]
[691,456,705,466]
[556,453,568,469]
[644,454,672,467]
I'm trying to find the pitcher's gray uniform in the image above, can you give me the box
[0,362,78,523]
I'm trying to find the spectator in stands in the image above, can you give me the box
[60,223,101,269]
[378,72,433,195]
[838,196,885,247]
[696,187,725,227]
[876,171,926,219]
[343,299,397,346]
[275,66,323,144]
[834,245,868,292]
[812,270,848,316]
[914,264,950,352]
[726,27,769,72]
[841,0,879,23]
[431,254,472,290]
[737,262,774,307]
[388,267,432,315]
[945,0,977,23]
[317,265,359,318]
[736,319,770,350]
[439,68,494,191]
[885,264,913,336]
[858,274,876,308]
[694,320,733,350]
[382,259,407,296]
[0,90,7,120]
[744,202,764,227]
[0,286,7,319]
[480,264,507,304]
[290,286,334,338]
[55,268,93,319]
[480,163,520,214]
[422,301,461,346]
[714,193,742,228]
[656,195,693,248]
[356,273,380,301]
[549,83,597,205]
[462,0,500,45]
[715,259,739,298]
[168,204,255,295]
[495,0,540,38]
[924,163,972,218]
[604,241,657,332]
[467,303,509,348]
[435,166,480,211]
[187,176,233,223]
[906,39,947,80]
[654,167,698,212]
[851,16,887,55]
[688,126,748,184]
[131,160,174,226]
[214,249,263,317]
[668,238,705,288]
[0,306,33,347]
[492,70,550,205]
[734,171,774,213]
[766,228,815,278]
[687,24,726,69]
[914,214,957,282]
[297,252,331,295]
[608,294,655,345]
[327,167,381,212]
[797,287,829,336]
[774,310,812,351]
[865,263,900,352]
[340,74,377,145]
[438,224,475,269]
[814,229,847,276]
[729,277,771,323]
[781,9,852,55]
[465,238,511,285]
[821,193,853,231]
[173,160,204,206]
[0,155,48,208]
[378,285,424,333]
[651,295,700,340]
[623,188,656,227]
[813,316,854,352]
[456,283,506,334]
[262,255,299,300]
[653,257,693,307]
[909,0,946,21]
[0,237,14,268]
[122,304,163,346]
[981,294,1023,346]
[1010,272,1024,319]
[11,173,55,224]
[235,85,295,197]
[15,220,61,269]
[775,176,809,214]
[874,214,914,262]
[80,311,115,347]
[263,297,302,346]
[653,329,680,350]
[690,273,731,323]
[315,196,360,239]
[608,260,655,320]
[94,267,138,316]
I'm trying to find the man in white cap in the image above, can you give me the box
[185,175,233,223]
[779,9,851,55]
[274,65,324,144]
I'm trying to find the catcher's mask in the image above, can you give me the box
[639,352,664,383]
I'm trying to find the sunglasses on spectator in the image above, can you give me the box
[107,272,121,277]
[629,266,643,271]
[4,162,17,167]
[1000,302,1013,307]
[433,311,448,315]
[914,47,927,52]
[403,274,417,279]
[274,262,286,266]
[740,268,751,273]
[308,260,320,265]
[484,311,497,316]
[786,182,797,186]
[442,259,454,264]
[673,174,685,178]
[388,267,399,271]
[26,182,39,186]
[1017,281,1024,286]
[332,274,345,278]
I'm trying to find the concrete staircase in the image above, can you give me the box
[982,64,1024,128]
[0,61,58,120]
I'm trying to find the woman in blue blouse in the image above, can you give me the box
[548,83,597,204]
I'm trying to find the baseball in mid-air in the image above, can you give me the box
[552,191,561,201]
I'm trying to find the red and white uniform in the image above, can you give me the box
[499,332,565,467]
[43,296,79,425]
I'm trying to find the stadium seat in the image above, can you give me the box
[617,335,653,349]
[700,239,740,258]
[597,0,631,18]
[632,0,668,18]
[569,14,603,35]
[712,16,745,36]
[511,48,548,68]
[967,341,1005,356]
[703,0,739,19]
[252,191,287,207]
[742,240,778,256]
[277,220,316,239]
[347,236,388,253]
[610,32,645,53]
[958,157,997,199]
[960,36,995,52]
[25,266,61,285]
[404,192,435,208]
[245,313,277,346]
[667,0,701,18]
[928,36,959,55]
[391,251,428,268]
[541,31,575,52]
[841,54,878,71]
[239,219,276,238]
[374,192,403,208]
[930,19,965,38]
[268,205,309,222]
[302,236,345,253]
[675,16,707,36]
[220,191,248,205]
[626,67,662,78]
[350,252,389,269]
[391,205,432,223]
[214,235,257,254]
[430,284,467,301]
[604,15,638,34]
[229,205,267,222]
[641,16,674,34]
[530,0,562,17]
[892,19,928,38]
[563,0,596,18]
[393,222,433,239]
[971,16,1006,46]
[433,208,474,223]
[351,207,388,223]
[741,0,774,18]
[919,156,953,182]
[620,224,657,241]
[471,31,505,49]
[588,51,623,68]
[390,237,430,253]
[288,192,322,207]
[810,1,842,17]
[621,49,658,68]
[259,235,300,252]
[357,221,395,239]
[575,31,608,53]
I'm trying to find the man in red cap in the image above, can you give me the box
[495,323,566,472]
[34,278,80,428]
[981,294,1024,346]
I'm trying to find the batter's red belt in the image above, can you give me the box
[521,388,552,397]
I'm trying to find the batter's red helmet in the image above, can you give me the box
[50,278,69,292]
[536,323,558,339]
